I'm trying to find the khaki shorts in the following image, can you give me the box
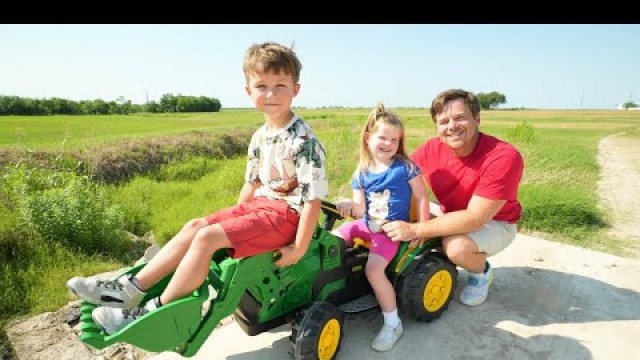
[468,220,517,257]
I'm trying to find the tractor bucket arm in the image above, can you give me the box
[77,251,281,357]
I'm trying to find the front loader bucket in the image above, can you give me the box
[77,250,287,357]
[79,280,209,352]
[77,257,229,355]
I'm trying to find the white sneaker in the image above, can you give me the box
[371,322,403,352]
[66,275,146,308]
[460,262,494,306]
[92,297,159,335]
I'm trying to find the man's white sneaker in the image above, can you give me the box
[371,322,403,352]
[460,262,494,306]
[66,275,146,308]
[92,297,160,335]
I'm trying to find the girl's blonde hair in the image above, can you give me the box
[356,103,413,176]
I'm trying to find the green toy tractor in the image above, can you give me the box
[77,201,458,359]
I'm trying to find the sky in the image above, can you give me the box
[1,24,639,110]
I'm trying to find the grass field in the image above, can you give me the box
[1,108,640,334]
[3,108,640,243]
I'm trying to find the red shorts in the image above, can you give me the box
[205,197,300,258]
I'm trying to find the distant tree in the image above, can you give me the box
[160,94,178,113]
[162,93,221,113]
[623,101,638,109]
[0,94,220,116]
[144,101,161,113]
[92,99,110,115]
[477,91,507,110]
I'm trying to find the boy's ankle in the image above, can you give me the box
[129,275,146,292]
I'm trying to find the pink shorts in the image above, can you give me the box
[205,197,300,259]
[335,218,399,263]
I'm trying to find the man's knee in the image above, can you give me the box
[468,221,517,256]
[442,234,478,264]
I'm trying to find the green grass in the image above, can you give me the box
[0,110,263,150]
[2,108,640,334]
[108,157,246,243]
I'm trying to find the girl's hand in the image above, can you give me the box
[335,199,354,219]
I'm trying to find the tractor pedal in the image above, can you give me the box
[338,294,379,313]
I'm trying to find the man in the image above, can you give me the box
[382,89,524,306]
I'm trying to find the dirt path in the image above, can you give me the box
[597,130,640,255]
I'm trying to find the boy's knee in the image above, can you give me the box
[185,217,208,229]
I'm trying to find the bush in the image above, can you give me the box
[506,120,536,143]
[18,175,126,253]
[2,165,149,254]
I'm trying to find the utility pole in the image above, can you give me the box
[579,92,584,109]
[141,82,149,104]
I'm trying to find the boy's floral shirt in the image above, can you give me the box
[245,114,328,213]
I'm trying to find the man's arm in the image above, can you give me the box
[274,198,321,267]
[407,175,431,246]
[383,195,506,242]
[409,175,431,223]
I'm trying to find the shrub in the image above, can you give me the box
[17,175,126,253]
[2,165,149,254]
[506,120,536,143]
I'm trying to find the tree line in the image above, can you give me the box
[0,90,510,116]
[0,94,222,116]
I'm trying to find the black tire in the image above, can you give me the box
[397,254,457,322]
[289,301,344,360]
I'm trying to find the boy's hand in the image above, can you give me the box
[274,245,305,267]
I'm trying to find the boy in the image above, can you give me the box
[67,42,329,334]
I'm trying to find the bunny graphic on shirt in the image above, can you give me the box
[367,189,390,233]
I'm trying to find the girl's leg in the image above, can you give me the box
[367,253,403,352]
[332,219,369,246]
[365,254,396,312]
[159,223,232,304]
[134,217,209,290]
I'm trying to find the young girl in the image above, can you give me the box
[333,103,430,352]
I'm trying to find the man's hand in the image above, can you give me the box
[274,244,306,267]
[382,220,420,242]
[409,238,427,248]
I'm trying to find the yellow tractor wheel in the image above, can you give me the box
[398,254,457,322]
[289,301,344,360]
